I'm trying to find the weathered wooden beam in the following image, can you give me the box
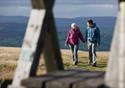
[43,11,64,72]
[118,2,125,88]
[32,0,44,9]
[31,0,64,73]
[8,9,46,88]
[31,0,63,74]
[105,15,120,88]
[105,0,125,88]
[8,0,64,87]
[30,9,64,75]
[21,70,105,88]
[32,0,55,10]
[30,0,64,75]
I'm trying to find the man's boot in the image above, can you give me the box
[92,62,97,67]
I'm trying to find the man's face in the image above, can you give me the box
[87,22,93,28]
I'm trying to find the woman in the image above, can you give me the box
[65,23,85,65]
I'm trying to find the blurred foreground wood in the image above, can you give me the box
[21,70,107,88]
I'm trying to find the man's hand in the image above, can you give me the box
[83,39,87,43]
[97,43,100,47]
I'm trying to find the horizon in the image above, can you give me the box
[0,15,117,19]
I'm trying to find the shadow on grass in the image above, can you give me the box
[96,64,107,68]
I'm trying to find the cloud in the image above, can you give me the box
[0,6,31,16]
[0,0,31,7]
[0,0,118,17]
[55,0,118,5]
[54,4,118,18]
[53,0,118,18]
[0,0,31,16]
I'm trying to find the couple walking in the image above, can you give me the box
[65,19,100,66]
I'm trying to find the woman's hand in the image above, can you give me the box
[65,43,67,46]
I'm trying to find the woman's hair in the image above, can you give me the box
[87,19,93,24]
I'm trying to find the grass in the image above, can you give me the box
[0,47,109,80]
[62,50,108,71]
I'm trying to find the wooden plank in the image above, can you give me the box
[21,76,54,88]
[73,77,104,88]
[46,77,83,88]
[21,70,77,88]
[21,70,104,88]
[73,71,104,88]
[74,72,104,78]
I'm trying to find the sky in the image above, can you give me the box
[0,0,31,16]
[0,0,118,18]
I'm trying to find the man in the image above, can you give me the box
[65,23,85,65]
[85,19,100,67]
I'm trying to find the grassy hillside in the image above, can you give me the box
[0,47,109,80]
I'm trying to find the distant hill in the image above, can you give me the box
[0,16,116,51]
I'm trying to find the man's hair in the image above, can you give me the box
[87,19,93,24]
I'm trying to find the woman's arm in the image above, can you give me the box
[78,31,85,43]
[65,31,70,45]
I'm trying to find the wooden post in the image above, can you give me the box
[105,0,125,88]
[8,0,64,88]
[42,11,64,72]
